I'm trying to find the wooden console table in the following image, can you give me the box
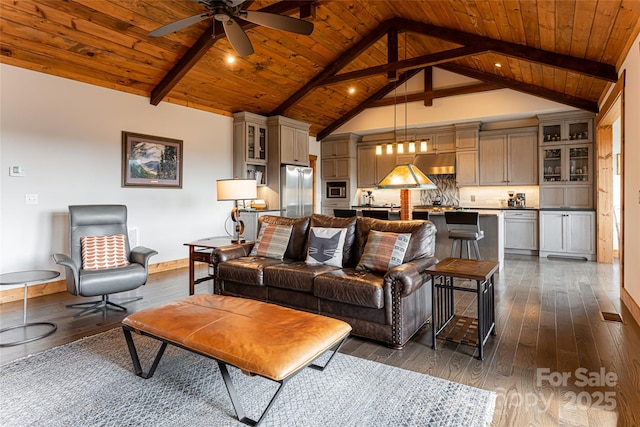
[183,237,252,295]
[426,257,499,360]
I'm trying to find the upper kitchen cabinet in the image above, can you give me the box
[321,133,358,180]
[356,144,396,188]
[479,127,538,186]
[267,115,311,166]
[455,122,481,151]
[233,111,268,185]
[454,122,481,186]
[538,112,594,144]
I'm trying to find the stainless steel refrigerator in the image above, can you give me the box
[281,165,313,217]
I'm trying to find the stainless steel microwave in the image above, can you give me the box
[326,181,347,198]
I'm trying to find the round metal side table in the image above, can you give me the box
[0,269,60,347]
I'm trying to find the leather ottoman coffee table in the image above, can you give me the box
[122,294,351,426]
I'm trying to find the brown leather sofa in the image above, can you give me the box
[212,214,437,349]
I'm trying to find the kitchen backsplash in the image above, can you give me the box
[356,175,460,206]
[356,177,540,208]
[459,186,540,208]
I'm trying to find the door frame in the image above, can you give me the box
[596,71,625,282]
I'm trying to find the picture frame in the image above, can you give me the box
[122,131,183,188]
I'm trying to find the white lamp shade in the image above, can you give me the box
[216,179,257,201]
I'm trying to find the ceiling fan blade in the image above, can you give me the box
[223,18,254,57]
[241,10,314,35]
[149,14,210,37]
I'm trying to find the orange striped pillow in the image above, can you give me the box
[356,230,411,273]
[81,235,130,270]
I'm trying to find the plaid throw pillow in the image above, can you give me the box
[305,227,347,267]
[356,230,411,273]
[81,234,130,270]
[249,223,293,260]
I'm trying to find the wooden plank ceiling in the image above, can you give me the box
[2,0,639,139]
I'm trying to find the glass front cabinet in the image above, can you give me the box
[540,143,593,209]
[541,144,592,185]
[539,115,593,144]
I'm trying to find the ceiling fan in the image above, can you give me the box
[149,0,314,57]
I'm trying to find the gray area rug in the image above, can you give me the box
[1,329,495,426]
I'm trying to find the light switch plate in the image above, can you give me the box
[9,166,25,177]
[25,194,38,205]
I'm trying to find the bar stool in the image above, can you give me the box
[444,211,484,260]
[362,210,391,220]
[333,209,357,218]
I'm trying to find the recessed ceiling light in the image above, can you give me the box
[494,62,502,68]
[348,87,356,94]
[227,56,235,64]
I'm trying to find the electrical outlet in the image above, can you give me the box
[470,195,476,202]
[25,194,38,205]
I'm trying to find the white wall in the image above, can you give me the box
[334,68,571,135]
[0,64,234,283]
[619,34,640,309]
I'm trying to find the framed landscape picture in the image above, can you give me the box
[122,131,183,188]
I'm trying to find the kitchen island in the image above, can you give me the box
[415,209,504,270]
[351,206,504,270]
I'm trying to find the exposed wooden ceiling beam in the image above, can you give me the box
[323,46,485,86]
[317,69,422,141]
[369,82,502,107]
[393,18,618,83]
[270,20,393,116]
[150,1,311,106]
[438,63,598,113]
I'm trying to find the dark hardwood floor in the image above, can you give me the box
[1,255,639,426]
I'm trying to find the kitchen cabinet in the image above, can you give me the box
[454,122,481,187]
[504,210,538,253]
[539,210,595,260]
[233,112,268,185]
[538,112,594,144]
[321,133,358,182]
[479,129,537,186]
[455,151,479,186]
[280,127,309,166]
[356,145,396,187]
[540,144,593,208]
[322,138,356,158]
[268,115,311,166]
[418,131,456,154]
[242,210,281,241]
[322,157,351,179]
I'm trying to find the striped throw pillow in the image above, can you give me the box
[249,223,293,260]
[81,235,130,270]
[356,230,411,273]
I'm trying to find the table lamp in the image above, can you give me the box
[216,178,257,242]
[376,164,436,220]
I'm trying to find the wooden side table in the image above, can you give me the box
[0,270,60,347]
[183,237,253,295]
[425,257,499,360]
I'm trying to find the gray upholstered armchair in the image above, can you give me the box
[52,205,157,317]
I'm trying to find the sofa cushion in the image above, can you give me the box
[356,230,411,273]
[218,257,283,286]
[314,269,384,309]
[264,262,339,293]
[81,234,130,270]
[305,227,347,267]
[354,217,436,264]
[258,216,310,261]
[310,214,357,267]
[249,223,293,260]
